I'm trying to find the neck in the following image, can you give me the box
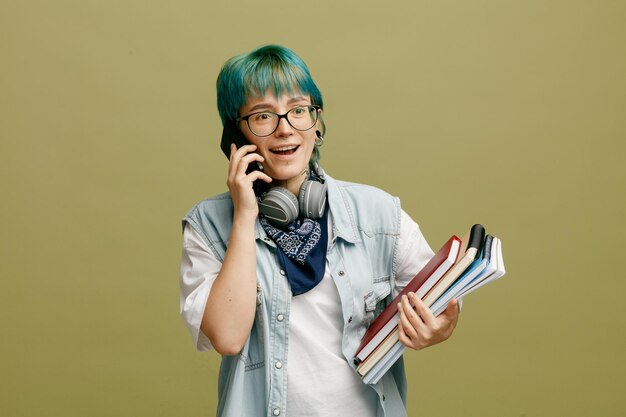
[275,169,309,197]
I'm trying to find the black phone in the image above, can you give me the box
[220,119,250,159]
[220,119,268,195]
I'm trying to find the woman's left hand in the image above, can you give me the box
[397,292,460,350]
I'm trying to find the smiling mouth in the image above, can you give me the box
[270,145,299,155]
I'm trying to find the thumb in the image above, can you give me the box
[442,299,459,322]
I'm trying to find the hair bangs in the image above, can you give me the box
[217,45,323,124]
[244,56,310,101]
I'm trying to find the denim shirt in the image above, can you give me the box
[183,175,408,417]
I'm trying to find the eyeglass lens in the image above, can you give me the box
[248,106,318,136]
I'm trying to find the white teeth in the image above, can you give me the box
[272,145,298,152]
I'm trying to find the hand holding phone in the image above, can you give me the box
[221,120,272,211]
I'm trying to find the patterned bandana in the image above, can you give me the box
[259,205,329,296]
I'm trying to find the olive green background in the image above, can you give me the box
[1,1,625,416]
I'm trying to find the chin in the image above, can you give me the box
[267,164,309,182]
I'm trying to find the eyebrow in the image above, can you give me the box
[246,96,310,113]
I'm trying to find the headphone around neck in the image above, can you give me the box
[258,163,328,228]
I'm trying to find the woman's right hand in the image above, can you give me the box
[227,143,272,221]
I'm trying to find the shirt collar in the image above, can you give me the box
[325,174,361,244]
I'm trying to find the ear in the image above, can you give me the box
[316,113,326,138]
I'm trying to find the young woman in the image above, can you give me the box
[180,45,460,417]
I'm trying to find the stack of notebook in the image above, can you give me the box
[354,224,506,384]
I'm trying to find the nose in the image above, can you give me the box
[274,115,294,137]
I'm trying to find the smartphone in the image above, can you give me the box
[220,119,250,159]
[220,119,267,195]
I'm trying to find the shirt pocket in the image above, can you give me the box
[363,275,392,325]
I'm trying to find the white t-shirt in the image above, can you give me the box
[180,209,434,416]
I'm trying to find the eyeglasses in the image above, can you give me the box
[237,105,321,137]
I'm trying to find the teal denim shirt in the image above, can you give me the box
[183,175,408,417]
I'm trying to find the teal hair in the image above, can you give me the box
[216,45,325,166]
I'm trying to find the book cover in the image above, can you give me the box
[422,224,485,307]
[452,235,499,300]
[456,237,505,299]
[362,342,405,384]
[353,236,461,364]
[361,235,507,385]
[430,235,493,315]
[357,224,486,382]
[356,329,398,376]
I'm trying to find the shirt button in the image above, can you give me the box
[273,408,281,416]
[279,269,286,276]
[348,316,353,323]
[338,270,345,276]
[275,361,283,369]
[277,314,284,322]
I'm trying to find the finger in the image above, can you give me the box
[401,294,426,333]
[442,299,460,326]
[228,144,258,175]
[248,170,273,184]
[232,144,258,159]
[410,293,437,328]
[232,152,264,179]
[397,320,414,349]
[228,143,240,178]
[236,156,265,181]
[238,152,265,168]
[398,299,420,341]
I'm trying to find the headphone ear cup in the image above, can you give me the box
[299,180,328,219]
[258,187,299,228]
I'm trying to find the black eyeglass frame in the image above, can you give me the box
[236,105,322,137]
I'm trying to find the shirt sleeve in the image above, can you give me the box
[394,210,464,310]
[393,210,435,297]
[179,223,222,351]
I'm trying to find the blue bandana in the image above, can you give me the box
[259,205,329,296]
